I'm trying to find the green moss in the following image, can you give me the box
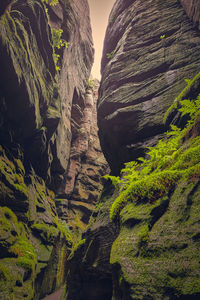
[163,71,200,123]
[73,238,86,252]
[0,207,20,249]
[0,207,37,299]
[110,177,200,297]
[0,263,11,282]
[14,158,25,175]
[41,0,59,6]
[172,143,200,170]
[120,198,167,225]
[55,218,72,243]
[0,5,59,129]
[0,147,29,201]
[16,257,34,272]
[11,236,35,257]
[31,222,59,241]
[106,83,200,297]
[106,91,200,221]
[110,170,181,220]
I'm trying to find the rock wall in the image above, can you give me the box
[56,80,109,231]
[49,0,94,190]
[65,184,118,300]
[0,144,71,300]
[0,0,105,299]
[66,68,200,300]
[98,0,200,174]
[65,1,200,299]
[181,0,200,30]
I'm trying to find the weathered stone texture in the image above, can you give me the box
[98,0,200,174]
[65,184,118,300]
[0,0,60,181]
[0,145,71,300]
[50,0,94,189]
[66,105,200,300]
[181,0,200,30]
[0,0,94,190]
[56,80,109,229]
[64,1,200,299]
[0,0,95,298]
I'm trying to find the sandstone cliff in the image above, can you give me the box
[0,0,106,299]
[65,1,200,299]
[1,0,200,299]
[56,80,109,232]
[181,0,200,30]
[66,69,200,300]
[98,0,200,174]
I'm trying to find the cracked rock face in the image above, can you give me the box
[48,0,94,189]
[0,0,95,298]
[181,0,200,30]
[56,80,109,229]
[98,0,200,174]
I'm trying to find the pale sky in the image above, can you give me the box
[88,0,115,79]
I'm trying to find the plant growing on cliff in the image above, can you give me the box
[51,28,72,49]
[163,71,200,123]
[160,34,166,39]
[51,28,72,71]
[41,0,59,6]
[106,50,114,59]
[179,94,200,123]
[104,91,200,220]
[88,78,94,89]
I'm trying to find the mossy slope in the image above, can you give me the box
[107,75,200,299]
[0,145,72,300]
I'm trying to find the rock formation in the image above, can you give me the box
[181,0,200,30]
[56,80,109,231]
[0,0,107,299]
[65,1,200,300]
[65,183,118,300]
[98,0,200,174]
[1,0,200,299]
[49,0,94,190]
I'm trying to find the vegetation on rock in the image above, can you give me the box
[0,145,72,299]
[104,79,200,221]
[100,74,200,299]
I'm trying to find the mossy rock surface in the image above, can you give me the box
[110,180,200,299]
[0,145,72,300]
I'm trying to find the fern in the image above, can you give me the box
[103,174,121,188]
[41,0,59,6]
[184,78,192,85]
[179,94,200,120]
[102,94,200,220]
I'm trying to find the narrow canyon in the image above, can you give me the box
[0,1,200,300]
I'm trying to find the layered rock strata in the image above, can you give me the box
[0,0,96,298]
[56,80,109,231]
[65,0,200,299]
[0,0,94,189]
[0,145,71,300]
[49,0,94,189]
[66,73,200,300]
[65,184,118,300]
[181,0,200,30]
[98,0,200,174]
